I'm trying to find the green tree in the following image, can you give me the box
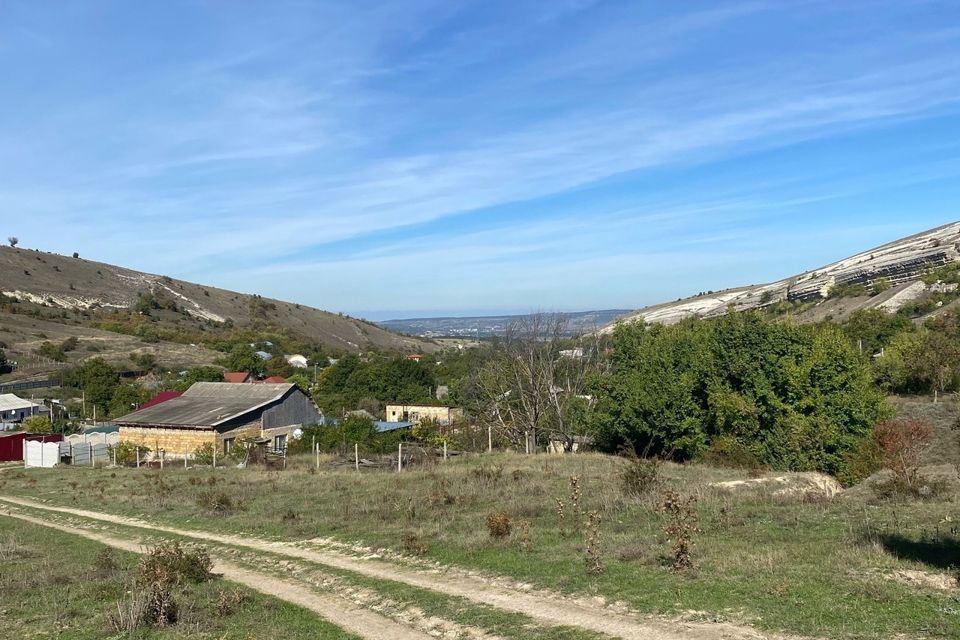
[592,313,890,476]
[23,415,52,433]
[842,309,912,358]
[221,343,265,376]
[109,381,150,417]
[60,358,120,415]
[0,348,9,374]
[177,365,225,391]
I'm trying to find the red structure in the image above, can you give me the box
[0,432,63,462]
[139,390,183,410]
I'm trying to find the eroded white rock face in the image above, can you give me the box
[710,472,844,499]
[605,221,960,331]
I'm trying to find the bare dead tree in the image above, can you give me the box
[475,313,605,452]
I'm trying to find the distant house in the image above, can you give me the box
[0,394,50,423]
[223,372,253,383]
[384,404,463,426]
[254,376,287,384]
[406,353,423,362]
[139,390,182,410]
[255,350,272,360]
[285,354,309,369]
[114,382,321,457]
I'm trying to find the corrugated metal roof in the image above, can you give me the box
[374,420,414,433]
[0,394,43,412]
[115,382,295,429]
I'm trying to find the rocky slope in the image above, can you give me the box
[604,221,960,330]
[0,246,436,357]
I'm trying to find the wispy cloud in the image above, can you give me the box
[2,1,959,312]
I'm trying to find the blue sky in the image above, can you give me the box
[2,1,960,320]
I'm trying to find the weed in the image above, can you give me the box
[196,490,234,514]
[555,497,567,536]
[107,586,152,632]
[568,475,583,517]
[92,548,119,577]
[486,511,512,539]
[471,464,504,485]
[281,509,299,522]
[515,519,531,550]
[660,490,701,572]
[401,531,428,555]
[584,511,603,575]
[215,588,247,616]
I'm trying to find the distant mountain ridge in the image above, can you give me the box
[603,221,960,331]
[380,309,632,337]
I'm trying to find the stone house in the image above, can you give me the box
[115,382,321,457]
[384,403,463,426]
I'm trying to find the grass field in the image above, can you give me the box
[0,515,360,639]
[2,442,958,639]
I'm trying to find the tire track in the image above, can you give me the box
[0,495,798,640]
[1,508,432,640]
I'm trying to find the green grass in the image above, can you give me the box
[2,447,958,639]
[0,516,360,639]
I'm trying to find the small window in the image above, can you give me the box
[223,438,235,454]
[274,434,287,452]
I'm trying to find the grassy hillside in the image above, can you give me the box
[0,246,436,380]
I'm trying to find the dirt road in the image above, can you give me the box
[0,495,796,640]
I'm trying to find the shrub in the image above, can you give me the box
[137,541,212,587]
[486,511,512,539]
[839,435,884,486]
[619,456,661,497]
[22,416,52,433]
[113,441,150,466]
[701,435,763,471]
[193,442,215,466]
[874,419,934,492]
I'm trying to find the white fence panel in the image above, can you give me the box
[24,441,59,468]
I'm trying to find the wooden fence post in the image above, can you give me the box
[136,447,140,468]
[89,443,94,468]
[488,426,492,453]
[443,441,447,461]
[398,442,402,472]
[354,443,359,472]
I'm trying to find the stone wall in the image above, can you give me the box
[119,426,216,457]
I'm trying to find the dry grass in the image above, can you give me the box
[2,448,958,639]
